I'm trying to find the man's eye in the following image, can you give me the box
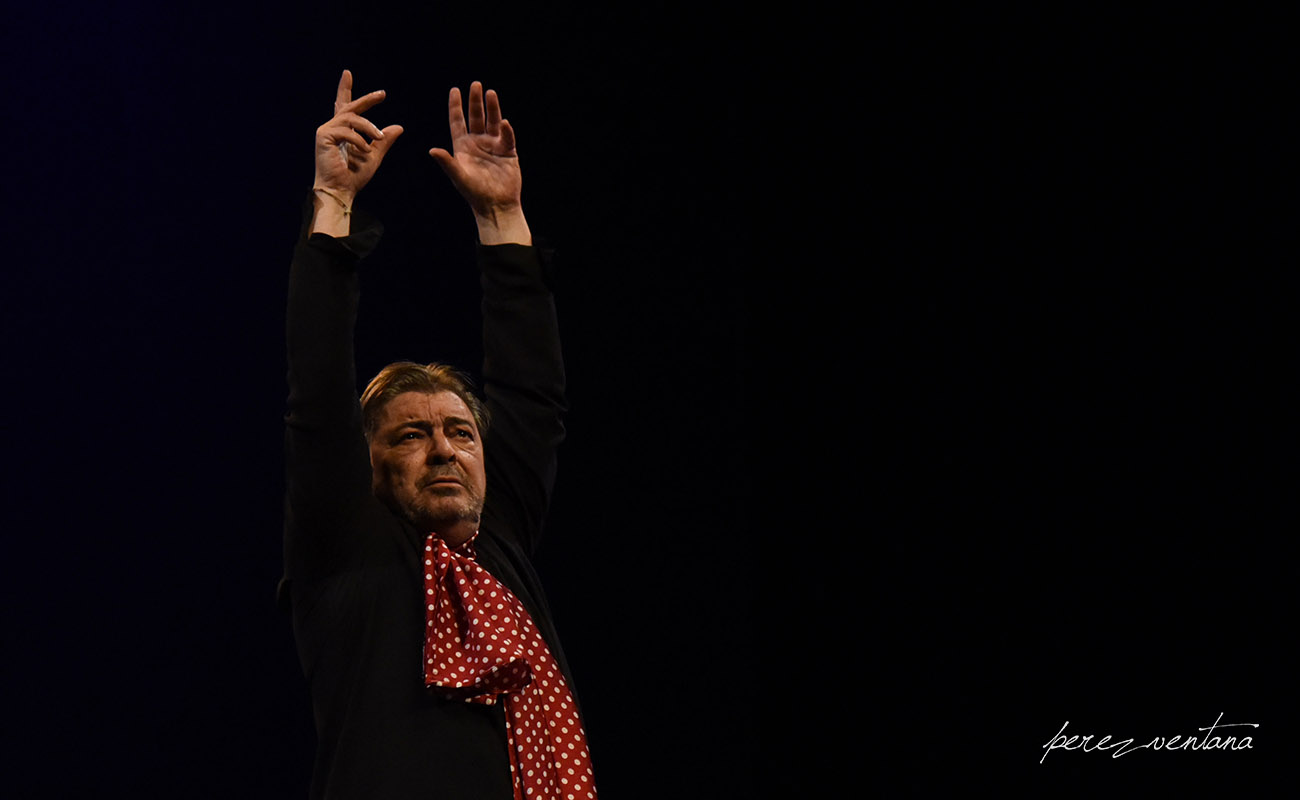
[401,432,422,440]
[455,430,474,439]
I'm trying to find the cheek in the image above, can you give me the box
[400,460,425,485]
[379,455,420,487]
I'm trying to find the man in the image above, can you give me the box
[281,69,596,800]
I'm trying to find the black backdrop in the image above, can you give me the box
[4,5,1287,797]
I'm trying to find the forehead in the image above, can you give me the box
[377,391,475,427]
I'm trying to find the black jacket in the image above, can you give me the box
[281,210,575,799]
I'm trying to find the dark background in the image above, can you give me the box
[3,4,1287,797]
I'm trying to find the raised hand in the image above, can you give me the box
[314,69,404,207]
[429,82,530,243]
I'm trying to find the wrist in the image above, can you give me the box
[473,204,531,246]
[312,183,355,209]
[310,190,352,238]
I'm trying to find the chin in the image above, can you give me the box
[409,501,481,530]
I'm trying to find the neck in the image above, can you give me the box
[433,520,478,548]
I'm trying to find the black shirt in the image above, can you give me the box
[281,213,576,800]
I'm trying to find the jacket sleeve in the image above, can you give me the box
[282,204,385,593]
[477,243,567,557]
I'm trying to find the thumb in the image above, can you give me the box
[428,147,453,168]
[428,147,463,180]
[372,124,404,158]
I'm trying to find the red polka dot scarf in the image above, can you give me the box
[424,534,597,799]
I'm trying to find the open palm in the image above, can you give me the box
[429,82,523,214]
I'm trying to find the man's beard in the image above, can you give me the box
[399,484,484,532]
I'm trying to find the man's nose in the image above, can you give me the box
[426,431,456,462]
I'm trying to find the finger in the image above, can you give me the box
[498,118,517,153]
[467,81,485,135]
[485,89,502,137]
[429,147,466,185]
[428,147,454,166]
[340,89,387,117]
[321,124,373,152]
[371,124,404,158]
[334,69,352,115]
[335,111,387,141]
[447,87,467,142]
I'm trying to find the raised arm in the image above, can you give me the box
[430,83,564,555]
[284,71,401,581]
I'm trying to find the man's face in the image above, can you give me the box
[369,391,487,542]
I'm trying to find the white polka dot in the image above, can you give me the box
[421,535,593,799]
